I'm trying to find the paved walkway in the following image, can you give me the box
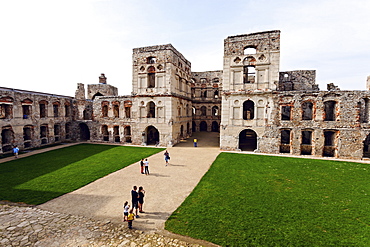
[1,132,221,246]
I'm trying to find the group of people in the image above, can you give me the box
[124,150,171,229]
[140,158,150,175]
[123,185,146,229]
[139,150,171,175]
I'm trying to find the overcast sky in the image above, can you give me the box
[1,0,370,96]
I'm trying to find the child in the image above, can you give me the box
[127,208,135,229]
[123,201,129,222]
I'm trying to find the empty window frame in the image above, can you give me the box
[302,101,313,120]
[102,102,109,117]
[243,100,255,120]
[113,104,119,118]
[147,66,156,88]
[53,103,59,117]
[200,106,207,116]
[281,105,291,120]
[39,101,47,118]
[243,66,256,84]
[280,129,291,153]
[147,102,155,118]
[102,125,109,141]
[212,106,219,116]
[324,101,336,121]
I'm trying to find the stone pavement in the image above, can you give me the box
[0,132,221,246]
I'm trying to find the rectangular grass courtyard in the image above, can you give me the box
[165,153,370,246]
[0,143,163,205]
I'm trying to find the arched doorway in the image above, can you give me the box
[79,123,90,141]
[146,126,159,145]
[192,121,196,132]
[363,134,370,158]
[239,129,257,151]
[200,121,207,131]
[180,125,184,138]
[211,121,219,132]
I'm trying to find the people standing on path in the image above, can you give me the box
[144,159,150,175]
[164,150,170,166]
[127,208,135,229]
[123,201,129,222]
[131,186,139,217]
[138,186,145,213]
[140,159,144,174]
[193,138,197,147]
[13,145,19,158]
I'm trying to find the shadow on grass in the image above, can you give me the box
[0,143,164,205]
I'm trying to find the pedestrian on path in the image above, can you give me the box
[144,159,150,175]
[127,208,135,229]
[13,145,19,158]
[140,159,144,174]
[193,138,197,147]
[138,186,145,213]
[164,150,170,166]
[123,201,129,222]
[131,186,139,217]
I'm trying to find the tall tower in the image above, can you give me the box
[220,31,281,151]
[131,44,192,146]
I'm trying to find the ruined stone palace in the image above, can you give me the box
[1,30,370,160]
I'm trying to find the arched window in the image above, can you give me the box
[200,106,207,116]
[147,102,156,118]
[212,106,219,116]
[147,66,156,88]
[147,56,156,64]
[102,102,109,117]
[102,125,109,141]
[244,46,257,55]
[243,100,255,120]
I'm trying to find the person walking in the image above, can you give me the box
[140,159,144,174]
[193,138,197,147]
[138,186,145,213]
[164,150,170,166]
[13,145,19,158]
[144,159,150,175]
[131,186,139,217]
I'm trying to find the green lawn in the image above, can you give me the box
[0,143,163,205]
[166,153,370,246]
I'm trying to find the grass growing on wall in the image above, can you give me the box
[166,153,370,246]
[0,143,163,205]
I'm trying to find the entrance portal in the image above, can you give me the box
[79,123,90,141]
[239,129,257,151]
[146,126,159,145]
[363,134,370,158]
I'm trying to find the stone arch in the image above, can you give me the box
[146,125,159,145]
[92,92,103,100]
[363,133,370,158]
[200,121,207,131]
[211,121,219,132]
[79,123,90,141]
[239,129,257,151]
[102,125,109,141]
[1,126,14,152]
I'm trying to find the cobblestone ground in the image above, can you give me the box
[0,204,203,247]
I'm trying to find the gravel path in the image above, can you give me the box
[1,132,221,246]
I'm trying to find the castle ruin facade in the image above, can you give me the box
[1,30,370,160]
